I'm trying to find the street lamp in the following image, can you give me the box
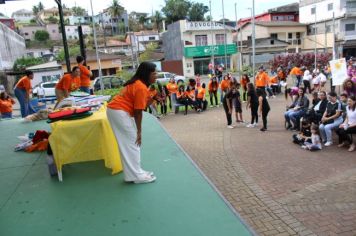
[221,0,228,70]
[314,4,317,71]
[252,0,255,79]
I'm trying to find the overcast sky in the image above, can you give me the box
[1,0,298,21]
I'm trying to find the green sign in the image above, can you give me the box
[184,44,237,58]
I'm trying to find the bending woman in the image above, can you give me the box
[107,62,157,184]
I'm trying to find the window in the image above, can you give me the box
[288,33,293,39]
[247,36,252,41]
[296,32,301,39]
[345,24,355,31]
[287,15,294,20]
[148,36,155,40]
[325,25,331,33]
[327,3,333,11]
[215,34,225,45]
[270,33,278,39]
[24,32,29,36]
[312,26,317,34]
[311,7,316,15]
[195,35,208,46]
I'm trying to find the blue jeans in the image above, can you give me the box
[290,110,305,128]
[1,112,12,118]
[284,109,295,126]
[14,88,36,117]
[80,86,90,94]
[319,116,343,143]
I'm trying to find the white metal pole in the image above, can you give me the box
[252,0,256,78]
[222,0,228,70]
[209,0,214,66]
[314,5,317,71]
[90,0,104,92]
[332,11,336,60]
[234,3,239,73]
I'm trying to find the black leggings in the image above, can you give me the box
[242,88,247,102]
[251,105,258,124]
[160,103,167,115]
[336,126,356,144]
[303,80,312,94]
[210,91,218,106]
[262,111,269,129]
[223,101,232,125]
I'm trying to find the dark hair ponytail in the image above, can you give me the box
[124,62,156,87]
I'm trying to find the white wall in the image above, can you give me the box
[0,22,26,70]
[299,0,345,24]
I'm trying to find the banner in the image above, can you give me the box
[329,58,347,86]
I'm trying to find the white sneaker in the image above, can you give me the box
[143,170,154,176]
[227,125,234,129]
[324,141,333,147]
[210,105,213,108]
[246,124,255,128]
[134,175,156,184]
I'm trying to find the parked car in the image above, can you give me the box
[92,76,125,91]
[156,72,186,84]
[32,81,58,97]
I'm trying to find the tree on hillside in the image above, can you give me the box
[34,30,49,41]
[109,0,125,35]
[152,11,164,31]
[13,57,44,72]
[38,2,44,12]
[56,46,81,62]
[188,2,208,21]
[32,6,39,15]
[139,42,158,62]
[72,6,87,16]
[138,15,148,30]
[162,0,191,24]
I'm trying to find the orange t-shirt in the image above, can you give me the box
[208,81,218,92]
[278,71,286,81]
[0,98,15,113]
[290,67,302,76]
[220,79,231,92]
[78,64,91,87]
[184,90,195,99]
[166,82,178,94]
[56,74,81,92]
[15,76,31,93]
[108,80,148,117]
[196,88,206,99]
[269,76,278,85]
[255,72,269,87]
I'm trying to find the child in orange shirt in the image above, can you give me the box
[148,85,160,118]
[0,92,15,118]
[196,83,207,111]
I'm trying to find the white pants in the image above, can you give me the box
[106,108,147,181]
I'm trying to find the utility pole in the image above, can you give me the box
[314,4,317,71]
[332,11,336,60]
[90,0,104,92]
[234,3,239,73]
[209,0,214,66]
[222,0,228,70]
[55,0,70,72]
[252,0,256,78]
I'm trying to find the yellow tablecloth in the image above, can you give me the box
[48,105,122,175]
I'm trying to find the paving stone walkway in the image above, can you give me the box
[160,95,356,236]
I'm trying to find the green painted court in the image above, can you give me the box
[0,114,252,236]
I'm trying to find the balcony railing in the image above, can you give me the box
[287,39,302,45]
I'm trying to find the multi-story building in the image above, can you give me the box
[94,8,129,35]
[0,15,15,31]
[238,3,299,27]
[299,0,356,59]
[11,9,34,23]
[38,7,72,24]
[162,20,237,77]
[238,21,307,65]
[65,25,91,40]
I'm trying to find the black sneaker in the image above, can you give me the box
[260,128,266,132]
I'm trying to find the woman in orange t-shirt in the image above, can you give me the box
[166,77,178,109]
[0,91,15,118]
[76,55,92,94]
[54,66,81,107]
[14,70,35,117]
[107,62,157,184]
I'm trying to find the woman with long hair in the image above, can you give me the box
[240,74,250,102]
[336,95,356,152]
[107,62,157,184]
[246,83,259,128]
[343,79,356,97]
[208,76,219,107]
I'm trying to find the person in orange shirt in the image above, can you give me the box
[183,86,199,114]
[76,55,92,94]
[14,70,35,117]
[269,75,279,96]
[107,62,157,184]
[240,74,250,102]
[54,66,81,107]
[208,76,219,107]
[0,91,15,118]
[289,65,303,87]
[147,84,160,118]
[220,75,231,105]
[255,67,269,92]
[196,83,206,111]
[166,77,178,109]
